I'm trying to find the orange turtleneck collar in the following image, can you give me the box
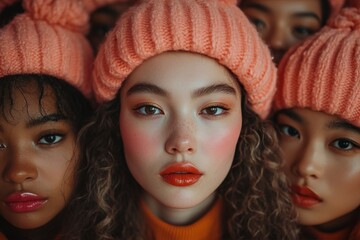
[140,198,223,240]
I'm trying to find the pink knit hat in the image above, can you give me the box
[92,0,276,118]
[0,0,93,98]
[273,7,360,127]
[83,0,134,13]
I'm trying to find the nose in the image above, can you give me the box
[291,141,325,179]
[2,147,38,184]
[165,120,196,155]
[267,23,289,51]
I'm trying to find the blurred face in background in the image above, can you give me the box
[240,0,327,64]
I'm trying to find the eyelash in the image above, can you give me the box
[38,133,64,145]
[331,138,360,151]
[134,104,230,117]
[134,104,164,116]
[277,124,300,138]
[200,105,229,117]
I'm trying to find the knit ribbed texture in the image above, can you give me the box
[274,8,360,127]
[0,0,93,98]
[92,0,276,118]
[141,198,223,240]
[83,0,133,13]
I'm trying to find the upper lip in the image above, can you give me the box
[5,192,46,203]
[291,185,321,200]
[160,162,203,175]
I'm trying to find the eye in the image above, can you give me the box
[249,18,266,32]
[331,139,359,151]
[278,124,300,138]
[135,105,163,116]
[0,143,6,149]
[38,134,63,145]
[293,26,316,39]
[201,106,228,116]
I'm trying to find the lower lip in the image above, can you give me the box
[6,200,48,213]
[161,173,201,186]
[292,193,321,208]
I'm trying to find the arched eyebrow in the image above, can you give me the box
[192,84,237,98]
[26,113,68,128]
[127,83,167,97]
[126,83,237,98]
[293,12,321,23]
[242,2,321,24]
[327,120,360,135]
[242,2,271,13]
[275,109,304,124]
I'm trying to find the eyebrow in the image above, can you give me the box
[127,83,168,97]
[127,83,237,98]
[327,120,360,135]
[192,83,237,98]
[276,109,304,123]
[26,113,68,128]
[293,12,321,23]
[242,3,270,13]
[243,3,321,23]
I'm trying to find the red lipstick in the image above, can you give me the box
[5,192,47,213]
[291,185,322,208]
[160,163,203,187]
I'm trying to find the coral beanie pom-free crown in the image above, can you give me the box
[93,0,276,118]
[0,0,94,99]
[274,7,360,127]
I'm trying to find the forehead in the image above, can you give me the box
[123,52,239,93]
[1,80,58,122]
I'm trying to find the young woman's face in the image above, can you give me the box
[119,52,242,217]
[241,0,324,64]
[274,108,360,230]
[0,82,77,229]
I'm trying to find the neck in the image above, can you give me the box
[0,212,63,240]
[143,193,217,226]
[314,207,359,233]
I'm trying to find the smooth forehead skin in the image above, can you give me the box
[119,51,242,225]
[241,0,323,64]
[0,81,77,230]
[274,108,360,231]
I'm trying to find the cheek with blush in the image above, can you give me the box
[119,116,159,164]
[204,122,242,163]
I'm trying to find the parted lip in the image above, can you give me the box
[160,162,203,175]
[291,185,321,200]
[5,192,45,203]
[160,162,203,187]
[4,192,48,213]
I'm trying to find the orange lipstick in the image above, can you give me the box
[160,163,203,187]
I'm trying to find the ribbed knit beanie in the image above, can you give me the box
[92,0,276,118]
[273,7,360,127]
[83,0,134,13]
[328,0,347,20]
[0,0,94,98]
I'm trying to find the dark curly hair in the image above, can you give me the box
[63,82,299,239]
[0,74,93,240]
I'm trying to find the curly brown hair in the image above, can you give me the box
[62,87,298,240]
[0,74,93,240]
